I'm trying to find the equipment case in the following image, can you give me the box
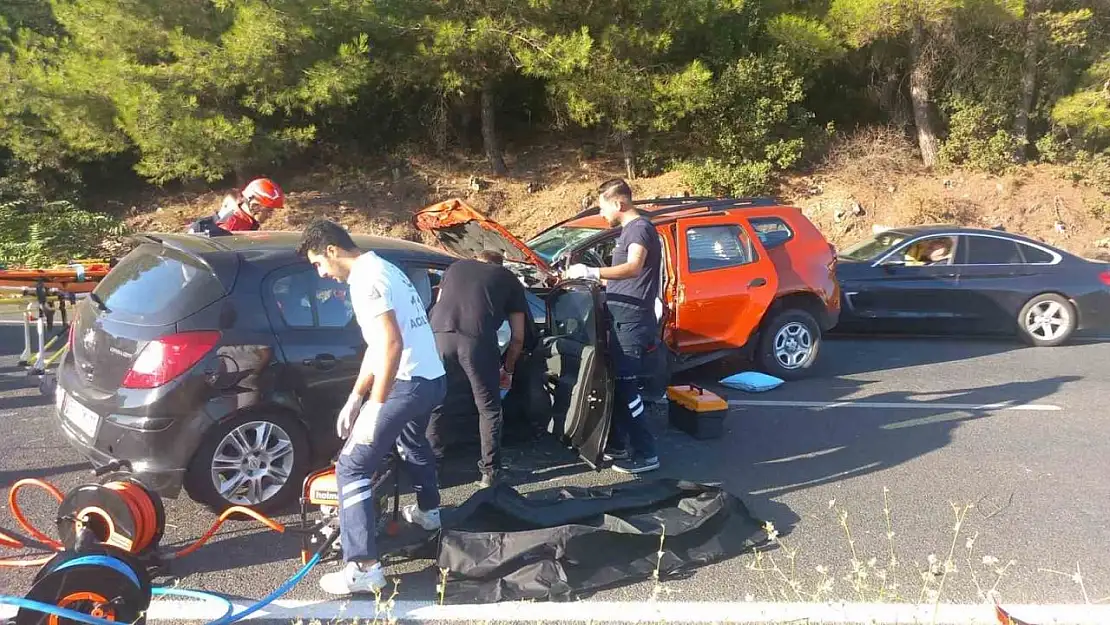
[666,384,728,440]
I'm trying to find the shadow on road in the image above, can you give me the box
[0,462,89,484]
[653,373,1079,505]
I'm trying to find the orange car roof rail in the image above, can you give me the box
[566,196,781,223]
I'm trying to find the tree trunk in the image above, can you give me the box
[1013,0,1042,161]
[908,21,941,168]
[480,84,508,176]
[620,131,636,180]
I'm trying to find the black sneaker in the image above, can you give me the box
[603,448,631,462]
[612,456,660,475]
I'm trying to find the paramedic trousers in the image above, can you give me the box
[337,375,446,563]
[607,316,659,460]
[429,331,505,478]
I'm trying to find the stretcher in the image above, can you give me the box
[0,260,113,385]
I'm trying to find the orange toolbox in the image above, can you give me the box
[666,384,729,440]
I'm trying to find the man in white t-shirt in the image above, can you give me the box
[296,219,447,596]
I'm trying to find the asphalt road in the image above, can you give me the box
[1,323,1108,620]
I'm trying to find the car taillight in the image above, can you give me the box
[121,331,221,389]
[1100,270,1110,287]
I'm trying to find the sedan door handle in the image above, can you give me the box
[304,354,338,370]
[749,278,768,287]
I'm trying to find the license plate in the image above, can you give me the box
[62,394,99,439]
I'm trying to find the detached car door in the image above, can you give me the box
[542,280,614,470]
[672,215,779,352]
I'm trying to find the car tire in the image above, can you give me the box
[184,411,310,514]
[1017,293,1076,347]
[756,308,822,381]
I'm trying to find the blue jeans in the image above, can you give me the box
[607,318,658,460]
[337,375,446,563]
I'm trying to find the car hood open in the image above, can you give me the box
[412,198,552,273]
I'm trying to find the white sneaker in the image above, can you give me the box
[319,561,387,596]
[402,504,442,531]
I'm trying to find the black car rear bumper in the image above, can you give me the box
[56,414,188,497]
[54,357,215,499]
[1075,290,1110,331]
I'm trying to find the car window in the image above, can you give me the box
[272,271,354,328]
[273,272,315,327]
[549,287,596,344]
[749,217,794,248]
[840,231,910,262]
[963,235,1023,265]
[527,226,606,263]
[897,235,956,266]
[685,225,754,272]
[315,279,353,328]
[1019,244,1054,264]
[93,244,225,325]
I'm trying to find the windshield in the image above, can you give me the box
[839,231,911,262]
[526,226,604,263]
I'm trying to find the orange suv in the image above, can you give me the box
[414,196,840,380]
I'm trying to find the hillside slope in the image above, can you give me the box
[127,134,1110,261]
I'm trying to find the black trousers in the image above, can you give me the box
[428,331,504,476]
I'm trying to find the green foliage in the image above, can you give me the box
[681,55,816,196]
[0,200,128,268]
[766,14,846,70]
[681,158,776,196]
[937,97,1019,174]
[1051,54,1110,150]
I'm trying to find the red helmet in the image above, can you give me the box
[241,178,285,210]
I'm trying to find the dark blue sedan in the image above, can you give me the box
[833,225,1110,345]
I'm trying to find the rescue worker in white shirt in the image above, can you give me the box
[296,219,447,596]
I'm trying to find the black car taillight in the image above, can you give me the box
[121,331,221,389]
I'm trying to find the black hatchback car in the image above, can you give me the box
[834,225,1110,345]
[54,231,610,512]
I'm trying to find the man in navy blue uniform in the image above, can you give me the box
[564,178,660,474]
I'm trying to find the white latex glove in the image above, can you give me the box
[336,393,364,439]
[347,400,384,446]
[564,264,600,281]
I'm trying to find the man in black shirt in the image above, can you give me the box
[564,178,661,474]
[428,251,528,487]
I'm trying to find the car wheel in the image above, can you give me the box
[184,411,310,513]
[1017,293,1076,347]
[757,309,822,381]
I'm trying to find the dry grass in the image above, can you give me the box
[127,132,1110,261]
[782,129,1110,258]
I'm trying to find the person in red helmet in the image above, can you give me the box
[188,177,286,236]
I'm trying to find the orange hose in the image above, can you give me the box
[8,479,65,550]
[0,553,54,567]
[164,506,284,560]
[3,478,289,563]
[105,482,159,553]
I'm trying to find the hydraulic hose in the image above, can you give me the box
[2,477,287,565]
[0,531,337,625]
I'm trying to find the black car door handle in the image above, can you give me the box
[749,278,768,287]
[304,354,338,370]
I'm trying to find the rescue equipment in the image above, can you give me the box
[666,384,728,440]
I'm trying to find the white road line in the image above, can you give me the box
[728,399,1062,412]
[749,461,882,495]
[755,446,845,464]
[4,599,1106,624]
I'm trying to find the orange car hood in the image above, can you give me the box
[412,198,552,273]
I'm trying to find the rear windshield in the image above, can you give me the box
[92,244,226,326]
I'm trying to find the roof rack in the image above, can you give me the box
[567,196,780,223]
[635,195,779,208]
